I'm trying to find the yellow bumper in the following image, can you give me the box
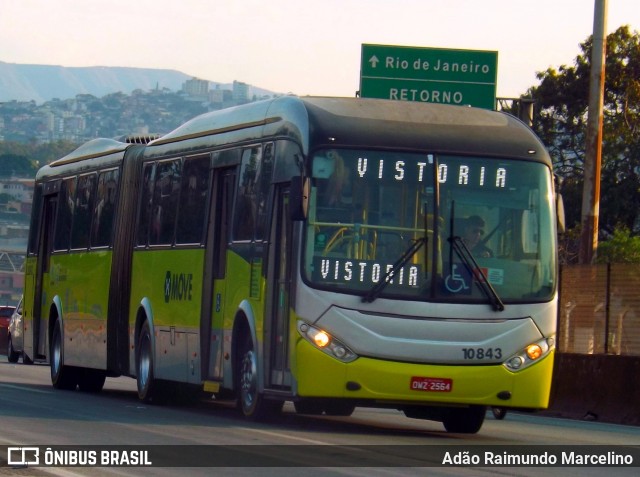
[294,338,554,408]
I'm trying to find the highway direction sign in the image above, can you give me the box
[360,44,498,109]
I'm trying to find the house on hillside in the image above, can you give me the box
[0,178,33,215]
[0,177,32,301]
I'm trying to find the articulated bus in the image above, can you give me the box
[22,96,559,433]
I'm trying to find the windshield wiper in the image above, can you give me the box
[448,235,505,312]
[362,236,426,303]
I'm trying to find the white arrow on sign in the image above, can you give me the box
[369,55,380,68]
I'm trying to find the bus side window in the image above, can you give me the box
[150,159,182,245]
[137,163,155,247]
[71,173,96,249]
[233,147,262,241]
[27,184,43,256]
[255,142,274,240]
[53,176,77,251]
[176,156,210,244]
[91,169,119,248]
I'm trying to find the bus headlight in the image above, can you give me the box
[313,330,330,348]
[503,336,555,372]
[298,321,358,363]
[526,344,543,360]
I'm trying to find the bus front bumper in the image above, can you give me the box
[294,338,554,409]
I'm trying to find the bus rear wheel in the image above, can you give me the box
[50,320,78,390]
[491,406,507,420]
[237,335,282,419]
[78,368,106,393]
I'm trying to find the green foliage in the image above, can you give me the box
[596,226,640,263]
[0,140,78,177]
[529,25,640,234]
[0,153,35,177]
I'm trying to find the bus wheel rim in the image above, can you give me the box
[52,331,62,376]
[139,337,150,389]
[240,349,257,410]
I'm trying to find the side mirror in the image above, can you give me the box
[290,176,310,221]
[556,193,566,234]
[553,173,566,234]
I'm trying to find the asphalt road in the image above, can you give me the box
[0,358,639,476]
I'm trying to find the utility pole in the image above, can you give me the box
[579,0,608,264]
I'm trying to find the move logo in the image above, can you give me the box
[164,271,194,303]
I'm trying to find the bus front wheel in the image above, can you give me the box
[137,321,159,403]
[237,335,282,419]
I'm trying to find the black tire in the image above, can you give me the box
[491,406,507,420]
[50,320,78,390]
[136,321,159,403]
[294,399,325,415]
[7,335,19,363]
[323,400,356,417]
[170,383,201,405]
[237,335,283,419]
[78,368,106,393]
[442,406,486,434]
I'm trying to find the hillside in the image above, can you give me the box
[0,61,274,103]
[0,62,281,144]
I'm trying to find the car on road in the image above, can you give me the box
[0,304,16,354]
[0,304,15,328]
[6,297,25,363]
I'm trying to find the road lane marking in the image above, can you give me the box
[236,426,332,445]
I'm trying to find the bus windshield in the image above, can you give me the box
[303,149,557,304]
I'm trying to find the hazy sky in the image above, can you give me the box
[2,0,638,98]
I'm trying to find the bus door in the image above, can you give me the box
[264,185,293,388]
[31,182,60,359]
[200,167,235,381]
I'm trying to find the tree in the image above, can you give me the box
[529,26,640,240]
[0,140,78,177]
[596,226,640,263]
[0,153,36,177]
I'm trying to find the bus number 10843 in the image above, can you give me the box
[462,348,503,360]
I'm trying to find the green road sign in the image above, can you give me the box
[360,44,498,110]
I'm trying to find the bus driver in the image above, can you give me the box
[463,215,493,258]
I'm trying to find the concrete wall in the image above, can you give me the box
[544,353,640,425]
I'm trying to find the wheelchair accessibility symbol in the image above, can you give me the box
[445,264,470,293]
